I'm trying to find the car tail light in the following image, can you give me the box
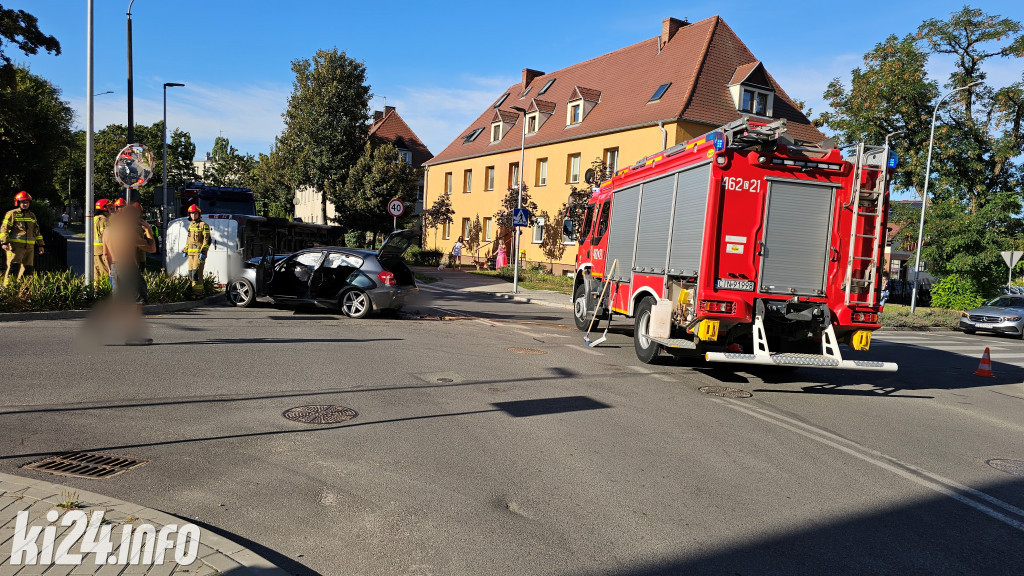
[699,300,735,314]
[851,311,878,323]
[377,271,397,286]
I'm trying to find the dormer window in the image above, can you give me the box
[526,113,538,134]
[565,86,600,127]
[728,61,775,118]
[491,123,502,142]
[526,99,555,134]
[489,109,518,143]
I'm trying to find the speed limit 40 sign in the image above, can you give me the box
[388,199,405,217]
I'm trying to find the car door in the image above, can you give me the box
[310,251,364,304]
[269,250,325,301]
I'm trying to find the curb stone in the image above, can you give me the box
[0,295,225,323]
[0,472,286,575]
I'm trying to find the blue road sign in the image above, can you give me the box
[513,208,531,227]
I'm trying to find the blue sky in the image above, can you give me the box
[7,1,1024,161]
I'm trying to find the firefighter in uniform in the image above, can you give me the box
[1,191,45,282]
[93,198,112,278]
[182,204,210,297]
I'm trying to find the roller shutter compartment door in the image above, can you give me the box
[759,181,835,296]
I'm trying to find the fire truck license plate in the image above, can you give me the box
[716,278,754,291]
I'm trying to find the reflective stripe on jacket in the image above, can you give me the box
[0,209,44,246]
[93,213,108,248]
[185,221,211,254]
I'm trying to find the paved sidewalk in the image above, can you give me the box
[0,473,284,575]
[412,266,571,310]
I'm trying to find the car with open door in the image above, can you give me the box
[225,229,418,318]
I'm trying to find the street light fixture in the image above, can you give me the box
[510,105,527,294]
[910,81,982,313]
[162,82,185,267]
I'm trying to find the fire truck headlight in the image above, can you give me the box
[715,155,729,167]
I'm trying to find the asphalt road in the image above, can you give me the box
[1,287,1022,575]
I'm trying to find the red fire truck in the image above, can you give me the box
[570,117,898,371]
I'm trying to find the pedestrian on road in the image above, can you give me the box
[880,272,890,307]
[0,191,45,283]
[102,202,156,345]
[182,204,211,298]
[60,211,70,229]
[451,236,465,271]
[93,198,113,279]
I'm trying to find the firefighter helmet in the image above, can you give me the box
[96,199,112,212]
[113,198,127,210]
[131,201,142,211]
[14,191,31,206]
[187,204,201,215]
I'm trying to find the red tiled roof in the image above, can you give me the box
[426,15,823,166]
[529,99,557,114]
[369,108,434,168]
[492,109,519,124]
[729,61,760,85]
[574,87,602,102]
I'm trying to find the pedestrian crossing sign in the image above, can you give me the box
[513,208,530,227]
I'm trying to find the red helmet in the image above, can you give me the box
[95,199,112,212]
[131,201,142,211]
[187,204,201,215]
[14,191,31,206]
[113,198,127,209]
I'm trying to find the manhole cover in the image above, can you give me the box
[987,458,1024,477]
[508,347,547,355]
[699,386,752,398]
[23,452,149,479]
[283,405,358,425]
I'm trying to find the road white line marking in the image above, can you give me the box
[541,333,569,339]
[475,319,498,327]
[928,346,1009,353]
[513,329,536,337]
[565,344,603,356]
[625,366,652,374]
[714,399,1024,532]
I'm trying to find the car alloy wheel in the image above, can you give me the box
[341,289,371,318]
[226,278,255,307]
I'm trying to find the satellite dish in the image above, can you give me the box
[584,168,596,185]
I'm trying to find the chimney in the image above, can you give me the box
[384,105,395,115]
[373,110,383,123]
[661,17,687,46]
[522,68,545,90]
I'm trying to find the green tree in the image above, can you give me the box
[0,6,60,86]
[249,145,295,218]
[422,190,454,249]
[204,136,254,188]
[340,142,417,245]
[538,209,567,272]
[493,183,537,230]
[90,121,165,207]
[465,214,482,254]
[561,158,606,240]
[166,128,199,190]
[817,6,1024,290]
[278,48,371,224]
[0,65,73,204]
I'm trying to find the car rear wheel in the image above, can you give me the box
[341,289,372,319]
[225,278,255,308]
[634,296,661,363]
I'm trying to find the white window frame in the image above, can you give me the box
[442,220,451,240]
[399,150,412,165]
[484,217,493,241]
[485,166,495,191]
[526,112,539,134]
[533,217,545,244]
[567,101,582,125]
[741,88,770,115]
[463,169,472,193]
[462,217,471,241]
[604,148,619,174]
[509,163,520,188]
[444,172,452,194]
[568,154,581,184]
[491,122,502,142]
[537,158,548,186]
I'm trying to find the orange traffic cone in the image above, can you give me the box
[973,347,995,378]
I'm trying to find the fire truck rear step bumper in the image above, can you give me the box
[649,337,697,349]
[704,351,897,372]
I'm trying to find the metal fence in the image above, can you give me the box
[0,229,67,275]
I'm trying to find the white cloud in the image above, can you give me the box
[68,82,290,159]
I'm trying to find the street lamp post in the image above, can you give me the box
[510,105,527,294]
[85,0,95,284]
[162,82,185,267]
[910,81,982,313]
[125,0,136,206]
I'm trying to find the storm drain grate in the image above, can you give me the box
[283,405,358,425]
[23,452,149,479]
[987,458,1024,478]
[508,347,547,355]
[699,386,753,399]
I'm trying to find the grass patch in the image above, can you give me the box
[470,266,574,295]
[57,490,82,510]
[414,272,439,284]
[0,270,219,313]
[880,304,961,328]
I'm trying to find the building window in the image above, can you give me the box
[442,220,451,240]
[567,154,581,184]
[538,78,556,96]
[483,217,493,241]
[462,217,471,241]
[604,148,619,175]
[417,184,423,201]
[568,101,582,125]
[463,169,472,193]
[485,166,495,191]
[536,158,548,186]
[509,162,520,188]
[649,82,671,102]
[444,172,452,194]
[399,149,412,165]
[491,123,502,142]
[463,127,484,143]
[533,217,545,244]
[526,113,538,134]
[493,92,509,108]
[741,89,768,115]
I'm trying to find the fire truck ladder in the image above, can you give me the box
[843,142,890,307]
[720,117,789,150]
